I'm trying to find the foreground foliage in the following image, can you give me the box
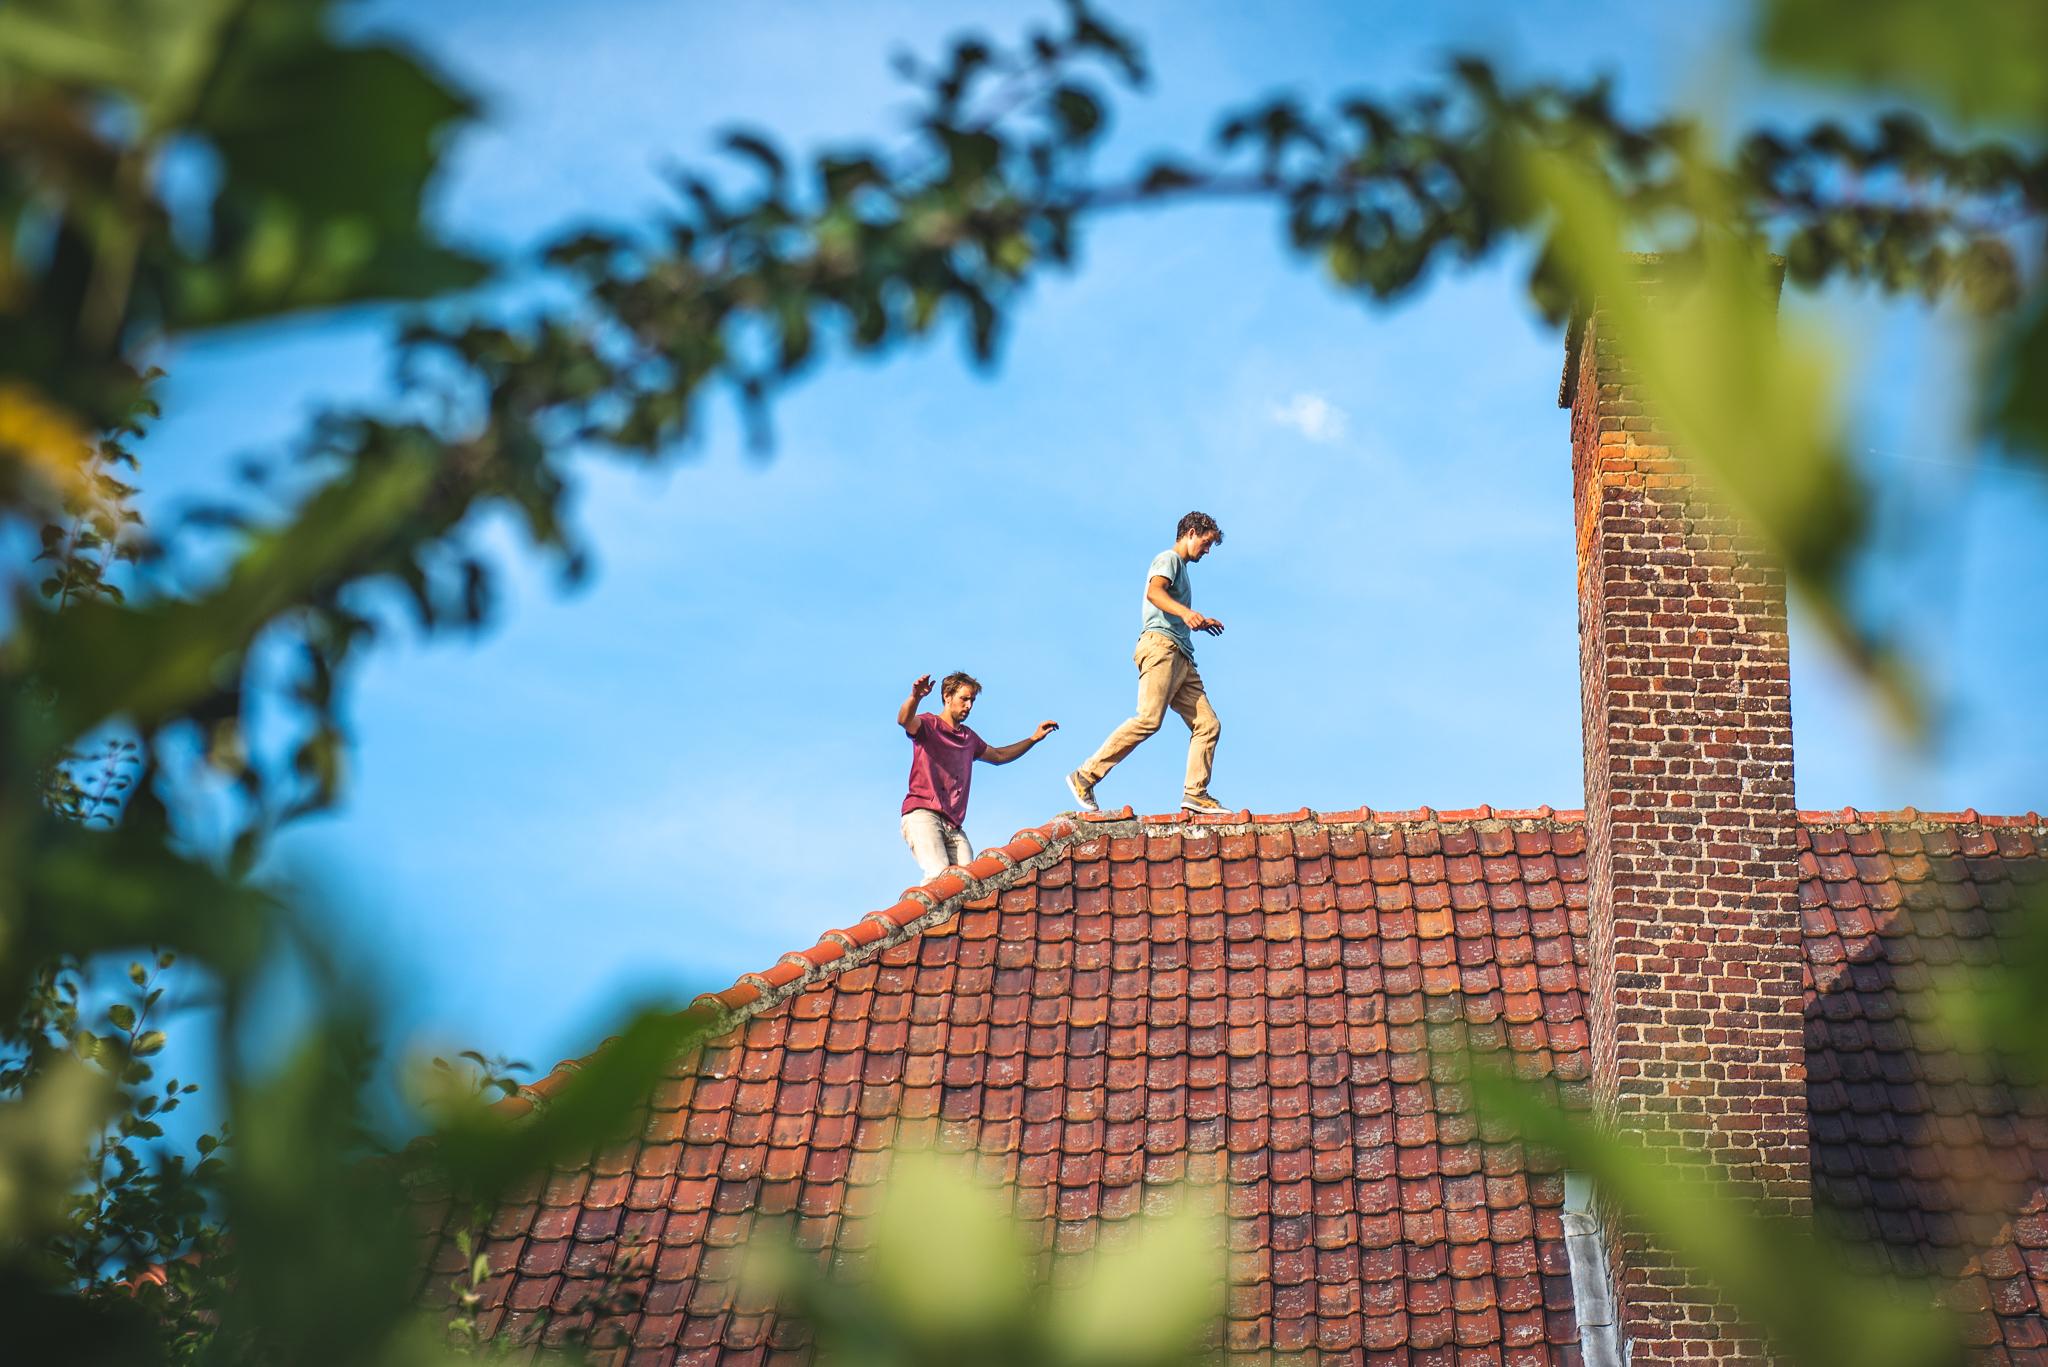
[1,0,2042,1363]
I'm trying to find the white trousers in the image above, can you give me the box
[901,808,972,879]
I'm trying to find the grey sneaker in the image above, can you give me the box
[1066,771,1101,814]
[1180,792,1227,815]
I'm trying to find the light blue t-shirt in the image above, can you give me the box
[1140,548,1195,661]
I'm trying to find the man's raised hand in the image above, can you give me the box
[911,674,934,700]
[1032,720,1060,741]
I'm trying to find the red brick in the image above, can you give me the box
[1569,269,1811,1364]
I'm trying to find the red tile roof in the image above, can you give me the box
[408,806,2048,1366]
[1799,817,2048,1358]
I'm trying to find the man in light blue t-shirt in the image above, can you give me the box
[1067,511,1228,815]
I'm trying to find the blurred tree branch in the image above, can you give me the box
[1,0,2043,1363]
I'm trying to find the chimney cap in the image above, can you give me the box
[1554,251,1784,410]
[1556,252,1668,411]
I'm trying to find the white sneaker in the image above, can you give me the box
[1066,771,1101,814]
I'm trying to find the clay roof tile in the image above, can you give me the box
[449,805,2048,1362]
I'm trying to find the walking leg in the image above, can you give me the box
[1168,665,1221,799]
[1074,635,1182,786]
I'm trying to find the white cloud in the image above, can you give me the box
[1268,391,1350,443]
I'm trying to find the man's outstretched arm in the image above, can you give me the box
[1146,575,1225,635]
[898,675,933,736]
[982,720,1059,764]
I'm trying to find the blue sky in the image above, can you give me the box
[134,1,2047,1091]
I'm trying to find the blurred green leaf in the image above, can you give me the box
[0,1058,110,1241]
[1758,0,2048,127]
[1981,281,2048,466]
[26,446,437,742]
[0,0,487,376]
[867,1149,1033,1335]
[1469,1066,1956,1367]
[204,1015,422,1366]
[171,16,490,324]
[1048,1189,1221,1364]
[0,1269,167,1367]
[1933,884,2048,1086]
[1522,141,1922,728]
[11,803,272,1024]
[750,1146,1223,1367]
[427,1005,714,1203]
[0,0,240,117]
[1051,85,1104,141]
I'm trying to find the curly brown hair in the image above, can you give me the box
[1177,510,1223,544]
[940,671,981,699]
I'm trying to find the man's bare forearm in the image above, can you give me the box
[1145,578,1222,634]
[984,721,1058,764]
[1145,578,1196,623]
[900,674,934,734]
[984,736,1035,764]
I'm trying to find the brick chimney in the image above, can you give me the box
[1563,258,1809,1363]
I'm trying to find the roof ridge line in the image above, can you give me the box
[1086,804,1589,826]
[489,813,1092,1118]
[677,803,1599,1046]
[1797,806,2047,828]
[690,816,1091,1025]
[487,802,1603,1118]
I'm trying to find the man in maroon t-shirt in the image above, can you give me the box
[897,671,1058,879]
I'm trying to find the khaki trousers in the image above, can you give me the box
[1076,631,1220,798]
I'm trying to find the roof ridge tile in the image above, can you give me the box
[489,814,1089,1117]
[822,921,889,952]
[1798,806,2046,829]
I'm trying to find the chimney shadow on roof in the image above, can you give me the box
[1801,824,2048,1336]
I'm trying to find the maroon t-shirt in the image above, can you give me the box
[901,714,988,826]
